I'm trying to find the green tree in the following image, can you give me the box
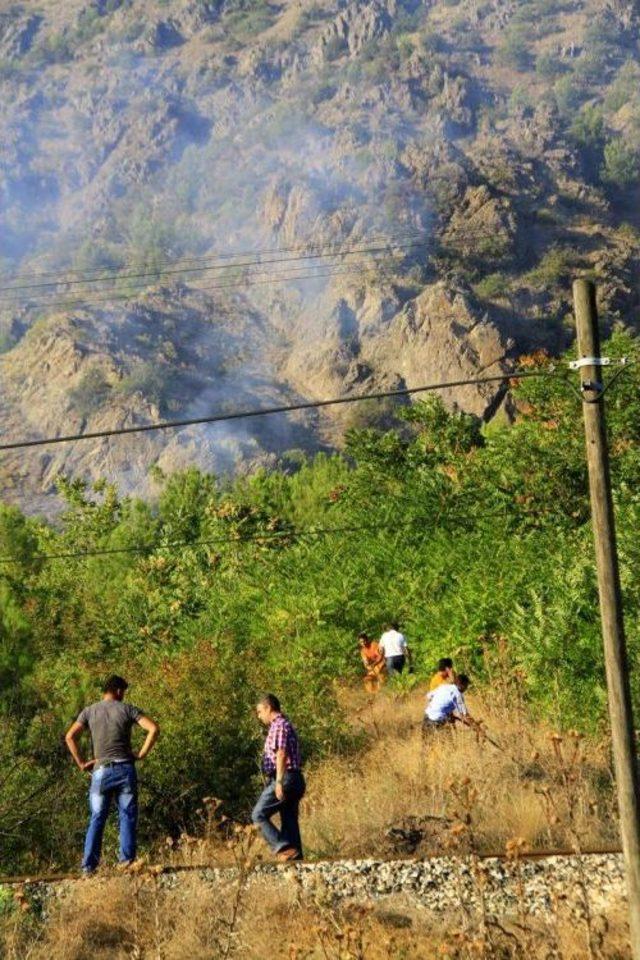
[569,105,605,152]
[601,139,640,188]
[536,50,563,80]
[496,26,531,71]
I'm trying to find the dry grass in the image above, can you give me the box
[1,682,629,959]
[2,869,631,960]
[157,682,619,868]
[302,682,619,859]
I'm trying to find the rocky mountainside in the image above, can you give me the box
[1,0,639,511]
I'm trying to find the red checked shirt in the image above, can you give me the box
[262,714,301,777]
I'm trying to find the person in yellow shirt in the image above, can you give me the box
[428,658,456,693]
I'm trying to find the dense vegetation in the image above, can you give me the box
[2,331,640,874]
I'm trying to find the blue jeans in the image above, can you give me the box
[386,655,406,676]
[251,770,306,857]
[82,762,138,872]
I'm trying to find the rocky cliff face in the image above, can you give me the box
[1,0,639,510]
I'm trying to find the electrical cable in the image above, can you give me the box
[0,507,540,566]
[0,369,562,453]
[0,230,428,284]
[0,260,393,312]
[0,236,426,300]
[580,362,636,404]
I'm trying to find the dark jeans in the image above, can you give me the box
[421,716,452,739]
[251,769,306,857]
[386,655,406,676]
[82,761,138,872]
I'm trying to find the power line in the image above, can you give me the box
[0,519,419,565]
[0,369,562,453]
[1,260,390,313]
[0,230,428,284]
[0,218,539,288]
[0,508,536,566]
[0,235,426,300]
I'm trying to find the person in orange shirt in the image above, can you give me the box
[358,633,386,694]
[428,657,456,693]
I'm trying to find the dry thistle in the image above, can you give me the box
[505,836,530,860]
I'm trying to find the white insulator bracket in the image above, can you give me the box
[568,356,630,371]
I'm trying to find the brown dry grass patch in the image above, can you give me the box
[1,683,628,959]
[301,683,618,859]
[1,872,631,960]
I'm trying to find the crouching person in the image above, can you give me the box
[252,693,305,862]
[422,674,472,737]
[65,674,159,875]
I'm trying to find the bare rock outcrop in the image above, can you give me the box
[363,282,513,419]
[442,185,519,266]
[311,0,398,64]
[0,0,636,509]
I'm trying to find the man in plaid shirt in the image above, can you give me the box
[251,693,306,862]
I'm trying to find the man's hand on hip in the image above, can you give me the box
[275,781,284,801]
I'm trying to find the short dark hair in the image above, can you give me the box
[258,693,281,713]
[437,658,453,671]
[457,674,470,689]
[358,632,370,643]
[386,621,399,631]
[103,675,128,695]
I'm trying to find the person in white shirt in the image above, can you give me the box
[379,622,412,676]
[422,674,472,736]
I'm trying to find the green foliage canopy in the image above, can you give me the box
[2,333,640,872]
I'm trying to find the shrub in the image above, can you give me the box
[395,33,415,62]
[512,0,561,33]
[418,29,445,54]
[125,208,180,274]
[536,50,564,80]
[508,84,533,113]
[604,60,640,113]
[224,0,276,40]
[600,139,640,188]
[68,367,112,419]
[117,362,168,408]
[584,12,625,58]
[496,25,531,71]
[324,34,348,61]
[311,82,337,105]
[553,74,586,115]
[572,51,608,85]
[524,245,575,287]
[72,240,124,275]
[37,32,73,64]
[74,8,106,44]
[474,272,511,301]
[569,104,607,178]
[569,105,605,151]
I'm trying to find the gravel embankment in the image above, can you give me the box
[7,853,626,919]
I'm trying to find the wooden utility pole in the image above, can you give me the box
[573,278,640,957]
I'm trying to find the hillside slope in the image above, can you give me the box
[1,0,639,508]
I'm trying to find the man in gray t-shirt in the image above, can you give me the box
[65,674,159,874]
[76,700,143,764]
